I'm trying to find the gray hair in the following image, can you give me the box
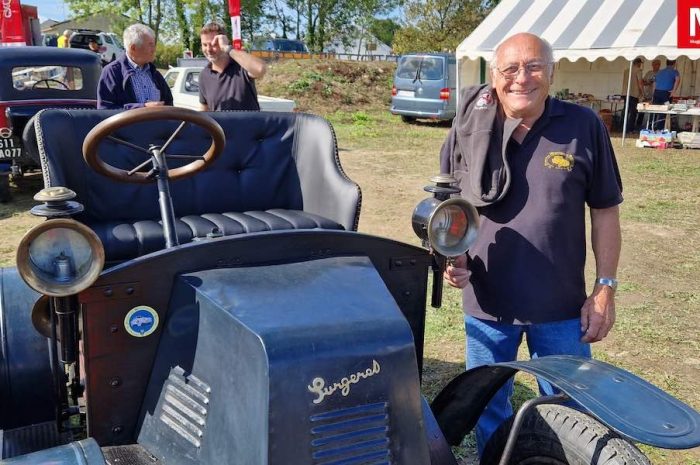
[490,33,555,70]
[123,23,155,50]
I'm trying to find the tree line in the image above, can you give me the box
[65,0,498,55]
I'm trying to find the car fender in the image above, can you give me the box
[430,355,700,450]
[0,267,55,429]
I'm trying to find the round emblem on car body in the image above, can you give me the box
[124,306,159,337]
[0,127,12,139]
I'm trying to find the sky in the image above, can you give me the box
[30,0,70,22]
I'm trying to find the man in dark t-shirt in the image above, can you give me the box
[198,22,267,111]
[441,33,622,457]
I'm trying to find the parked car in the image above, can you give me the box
[164,65,296,112]
[69,29,125,63]
[2,105,700,464]
[391,53,457,122]
[250,37,309,53]
[0,47,100,201]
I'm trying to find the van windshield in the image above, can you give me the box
[396,56,444,80]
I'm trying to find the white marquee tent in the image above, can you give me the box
[455,0,700,139]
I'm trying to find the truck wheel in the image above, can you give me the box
[401,115,416,123]
[481,404,651,465]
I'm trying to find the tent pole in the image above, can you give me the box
[622,59,633,147]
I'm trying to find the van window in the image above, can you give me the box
[396,56,445,80]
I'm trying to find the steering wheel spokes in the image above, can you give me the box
[83,107,225,184]
[32,78,70,90]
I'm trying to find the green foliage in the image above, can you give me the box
[351,111,371,125]
[392,0,498,54]
[154,43,184,68]
[369,17,400,46]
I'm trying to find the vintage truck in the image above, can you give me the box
[0,106,699,465]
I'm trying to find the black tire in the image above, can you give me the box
[0,173,11,203]
[481,405,651,465]
[401,115,416,123]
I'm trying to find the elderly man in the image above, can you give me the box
[97,24,172,109]
[441,33,622,455]
[198,22,267,111]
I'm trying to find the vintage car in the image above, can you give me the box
[0,47,101,201]
[0,106,699,465]
[164,62,296,112]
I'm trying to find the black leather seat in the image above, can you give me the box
[34,109,361,262]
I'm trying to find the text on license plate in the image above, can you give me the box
[0,138,22,159]
[397,90,414,97]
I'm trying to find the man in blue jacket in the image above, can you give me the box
[97,24,173,109]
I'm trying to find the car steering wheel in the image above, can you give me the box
[32,79,69,90]
[83,107,225,183]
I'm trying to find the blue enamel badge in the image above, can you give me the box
[124,306,159,337]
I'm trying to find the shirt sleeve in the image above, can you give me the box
[586,116,623,209]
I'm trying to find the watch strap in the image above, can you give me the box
[596,277,618,290]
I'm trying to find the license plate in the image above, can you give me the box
[0,137,23,159]
[397,90,415,97]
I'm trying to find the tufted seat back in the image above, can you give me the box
[34,109,361,262]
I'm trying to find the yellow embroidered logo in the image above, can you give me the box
[544,152,575,171]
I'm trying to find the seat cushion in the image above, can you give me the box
[90,209,343,262]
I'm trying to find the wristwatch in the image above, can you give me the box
[596,277,618,291]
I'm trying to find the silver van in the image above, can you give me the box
[390,53,457,122]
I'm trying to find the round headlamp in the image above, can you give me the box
[16,219,105,297]
[412,197,479,257]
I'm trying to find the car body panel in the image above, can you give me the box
[431,356,700,450]
[164,66,296,112]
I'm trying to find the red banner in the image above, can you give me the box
[678,0,700,48]
[1,0,26,46]
[227,0,241,50]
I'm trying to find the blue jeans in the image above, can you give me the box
[465,316,591,455]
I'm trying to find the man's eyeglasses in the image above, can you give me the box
[495,62,552,80]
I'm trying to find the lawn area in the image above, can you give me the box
[1,108,698,464]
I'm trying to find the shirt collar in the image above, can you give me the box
[126,54,146,71]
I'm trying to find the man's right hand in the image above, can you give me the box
[443,254,469,289]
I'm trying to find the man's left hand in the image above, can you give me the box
[580,285,616,343]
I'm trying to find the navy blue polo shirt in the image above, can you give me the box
[463,98,623,324]
[199,59,260,111]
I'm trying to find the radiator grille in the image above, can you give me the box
[310,402,391,465]
[158,366,211,448]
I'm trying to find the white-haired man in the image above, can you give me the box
[441,32,622,456]
[97,24,173,109]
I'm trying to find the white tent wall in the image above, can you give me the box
[458,55,700,105]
